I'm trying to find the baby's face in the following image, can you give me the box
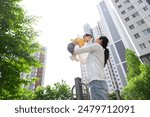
[84,36,92,42]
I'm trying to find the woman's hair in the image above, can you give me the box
[83,34,92,38]
[99,36,109,66]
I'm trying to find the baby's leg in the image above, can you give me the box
[67,42,76,61]
[69,55,74,61]
[72,53,79,62]
[67,43,75,54]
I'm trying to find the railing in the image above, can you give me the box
[71,77,90,100]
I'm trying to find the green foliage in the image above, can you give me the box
[0,0,41,99]
[125,49,141,81]
[15,88,34,100]
[33,80,72,100]
[122,49,150,100]
[108,92,117,100]
[0,80,72,100]
[123,64,150,100]
[0,0,72,100]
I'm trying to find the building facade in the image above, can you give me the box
[91,21,105,40]
[34,47,47,89]
[83,23,94,36]
[97,0,134,92]
[93,21,126,93]
[22,47,47,90]
[111,0,150,64]
[81,20,125,93]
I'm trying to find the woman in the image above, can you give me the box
[74,36,109,100]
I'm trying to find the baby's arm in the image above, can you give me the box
[77,38,85,47]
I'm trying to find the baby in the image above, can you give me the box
[67,34,92,61]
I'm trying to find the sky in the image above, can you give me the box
[22,0,102,87]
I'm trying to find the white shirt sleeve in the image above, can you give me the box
[74,43,98,54]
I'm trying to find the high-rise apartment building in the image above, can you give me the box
[23,47,47,90]
[97,0,135,92]
[34,47,47,88]
[83,23,93,36]
[82,20,125,93]
[83,23,94,43]
[111,0,150,64]
[91,21,105,40]
[91,20,124,93]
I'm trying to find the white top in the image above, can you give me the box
[75,43,105,83]
[77,39,93,64]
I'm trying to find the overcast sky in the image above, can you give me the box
[22,0,101,87]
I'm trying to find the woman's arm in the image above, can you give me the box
[74,43,98,54]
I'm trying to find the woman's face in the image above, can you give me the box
[95,38,102,45]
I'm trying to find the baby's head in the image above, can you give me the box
[83,34,92,42]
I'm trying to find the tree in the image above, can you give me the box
[122,49,150,99]
[108,92,117,100]
[123,64,150,99]
[0,0,41,99]
[33,80,72,100]
[125,49,141,81]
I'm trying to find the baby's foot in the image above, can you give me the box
[74,57,79,62]
[69,56,75,61]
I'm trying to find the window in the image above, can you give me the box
[142,28,150,35]
[146,0,150,5]
[115,0,119,3]
[143,6,148,11]
[123,0,130,5]
[139,43,146,49]
[127,5,134,11]
[147,56,150,63]
[136,19,145,26]
[132,12,139,18]
[121,10,126,15]
[134,33,140,39]
[126,0,130,3]
[138,0,143,4]
[129,24,135,30]
[125,17,130,22]
[118,4,122,8]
